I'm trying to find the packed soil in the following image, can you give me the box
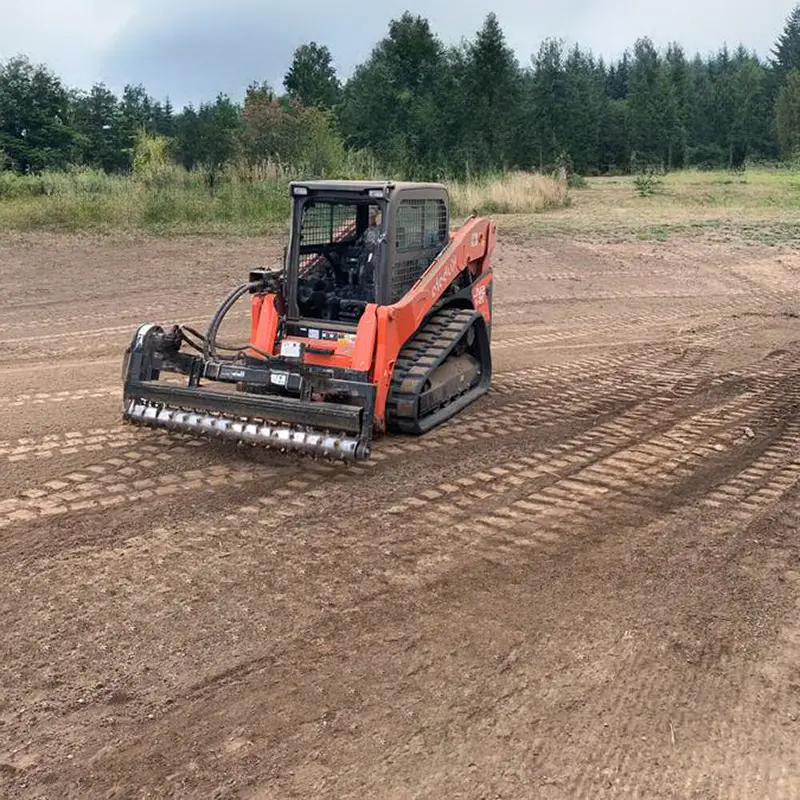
[1,228,800,799]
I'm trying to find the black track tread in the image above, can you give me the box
[386,307,487,435]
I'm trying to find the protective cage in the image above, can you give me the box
[286,180,450,322]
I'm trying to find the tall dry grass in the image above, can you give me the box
[0,165,292,233]
[447,171,570,216]
[0,165,570,233]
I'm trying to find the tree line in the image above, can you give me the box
[2,6,800,181]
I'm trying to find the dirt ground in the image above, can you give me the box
[1,228,800,799]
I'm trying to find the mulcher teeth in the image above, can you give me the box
[124,400,362,460]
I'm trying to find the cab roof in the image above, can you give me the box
[289,179,447,195]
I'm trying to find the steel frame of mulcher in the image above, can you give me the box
[123,323,377,461]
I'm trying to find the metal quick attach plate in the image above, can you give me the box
[124,400,362,460]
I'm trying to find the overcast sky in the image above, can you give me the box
[0,0,794,108]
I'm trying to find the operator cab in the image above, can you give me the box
[285,180,450,331]
[293,194,385,324]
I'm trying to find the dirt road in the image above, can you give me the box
[1,230,800,798]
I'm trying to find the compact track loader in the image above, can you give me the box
[122,180,496,461]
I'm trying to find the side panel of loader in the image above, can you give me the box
[370,215,497,429]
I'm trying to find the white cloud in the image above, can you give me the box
[0,0,137,85]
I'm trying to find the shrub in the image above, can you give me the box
[633,168,664,197]
[132,130,175,187]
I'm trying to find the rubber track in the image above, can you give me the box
[386,307,487,435]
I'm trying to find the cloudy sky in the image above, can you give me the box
[0,0,793,108]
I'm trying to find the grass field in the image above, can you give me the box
[0,165,798,240]
[508,167,800,246]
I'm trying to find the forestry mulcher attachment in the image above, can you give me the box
[122,180,496,461]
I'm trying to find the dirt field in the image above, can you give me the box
[1,227,800,799]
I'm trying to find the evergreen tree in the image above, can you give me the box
[338,13,447,177]
[283,42,341,108]
[173,95,242,174]
[686,56,721,166]
[628,38,665,166]
[152,98,176,139]
[562,45,604,173]
[115,83,158,167]
[0,15,792,177]
[461,12,522,171]
[710,47,738,166]
[172,106,201,170]
[729,47,772,164]
[665,44,690,167]
[775,69,800,157]
[197,94,242,172]
[599,98,630,172]
[771,5,800,82]
[606,51,631,99]
[528,38,569,169]
[70,83,126,172]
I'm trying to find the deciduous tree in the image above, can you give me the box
[0,55,78,172]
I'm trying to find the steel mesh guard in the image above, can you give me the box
[391,198,448,302]
[298,201,380,276]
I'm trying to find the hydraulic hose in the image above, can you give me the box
[203,281,259,361]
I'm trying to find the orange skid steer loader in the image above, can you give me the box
[122,180,496,461]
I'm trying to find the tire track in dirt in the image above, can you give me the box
[4,344,792,541]
[0,347,722,529]
[0,319,209,346]
[496,267,680,281]
[215,360,796,586]
[491,287,760,305]
[0,342,703,474]
[0,280,653,335]
[5,233,800,798]
[562,433,800,798]
[0,280,756,363]
[370,376,798,585]
[0,301,222,334]
[692,499,800,799]
[0,342,669,412]
[0,387,121,410]
[492,311,770,352]
[52,377,800,800]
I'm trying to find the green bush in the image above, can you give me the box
[568,173,588,189]
[634,168,664,197]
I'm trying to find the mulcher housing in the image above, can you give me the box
[122,180,496,460]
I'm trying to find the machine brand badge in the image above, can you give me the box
[432,256,458,295]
